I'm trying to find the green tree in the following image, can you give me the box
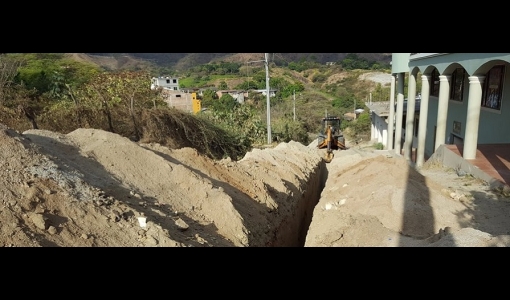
[235,80,258,90]
[0,54,24,105]
[218,81,228,89]
[352,113,371,134]
[201,89,219,108]
[212,93,237,111]
[12,53,101,99]
[332,93,356,109]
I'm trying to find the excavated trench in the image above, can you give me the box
[7,126,335,247]
[267,157,329,247]
[297,159,329,246]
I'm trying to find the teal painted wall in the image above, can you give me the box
[391,53,410,74]
[478,66,510,143]
[423,61,510,159]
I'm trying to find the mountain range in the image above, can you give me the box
[77,53,392,71]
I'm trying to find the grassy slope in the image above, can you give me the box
[63,53,388,141]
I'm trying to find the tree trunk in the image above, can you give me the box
[18,105,38,129]
[102,100,114,133]
[130,110,140,141]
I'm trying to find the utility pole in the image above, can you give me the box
[247,54,271,145]
[293,90,296,121]
[265,53,271,145]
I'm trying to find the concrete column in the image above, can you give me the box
[378,120,383,142]
[387,74,396,150]
[404,72,417,161]
[394,72,405,154]
[382,126,387,146]
[371,115,375,140]
[434,75,451,151]
[378,122,381,142]
[416,75,431,168]
[463,76,485,159]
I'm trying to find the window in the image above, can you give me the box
[481,65,505,110]
[430,69,440,97]
[450,68,465,101]
[173,79,177,84]
[166,79,170,84]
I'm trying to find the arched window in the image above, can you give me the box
[450,68,466,102]
[481,65,505,110]
[430,69,440,97]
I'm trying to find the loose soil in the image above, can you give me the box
[2,123,510,247]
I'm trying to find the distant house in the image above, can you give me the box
[151,76,180,91]
[181,87,216,97]
[343,109,364,121]
[254,89,277,97]
[161,89,193,112]
[216,90,248,104]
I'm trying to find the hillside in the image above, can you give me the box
[64,53,156,71]
[2,53,510,247]
[79,53,392,71]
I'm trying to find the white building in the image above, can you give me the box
[370,53,510,171]
[151,76,180,91]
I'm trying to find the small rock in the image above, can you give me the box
[195,234,207,245]
[81,233,89,239]
[110,211,122,222]
[47,226,57,235]
[145,235,158,246]
[28,212,47,230]
[175,218,189,231]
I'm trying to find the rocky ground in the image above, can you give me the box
[2,122,510,247]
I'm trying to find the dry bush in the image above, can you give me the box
[5,100,252,161]
[0,106,24,131]
[139,108,251,160]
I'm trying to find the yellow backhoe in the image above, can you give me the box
[317,116,346,162]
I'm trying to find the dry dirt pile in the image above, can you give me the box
[305,147,510,247]
[0,124,323,247]
[3,122,510,247]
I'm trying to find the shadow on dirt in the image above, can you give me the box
[23,133,235,247]
[144,146,326,247]
[400,159,510,247]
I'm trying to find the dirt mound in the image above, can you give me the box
[2,124,323,247]
[305,148,510,247]
[3,121,510,247]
